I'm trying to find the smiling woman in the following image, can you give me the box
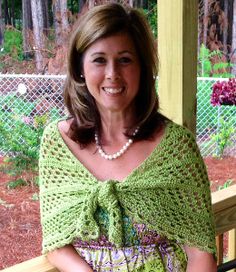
[39,3,217,272]
[82,32,140,115]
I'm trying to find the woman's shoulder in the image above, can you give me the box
[39,119,71,162]
[57,118,73,136]
[157,120,200,156]
[42,118,71,137]
[161,121,203,161]
[164,120,196,140]
[42,119,60,135]
[40,118,66,149]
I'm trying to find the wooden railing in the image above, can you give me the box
[0,255,58,272]
[212,184,236,271]
[2,184,236,272]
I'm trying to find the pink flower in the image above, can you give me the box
[22,116,31,125]
[211,78,236,106]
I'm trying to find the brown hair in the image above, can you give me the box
[64,3,166,146]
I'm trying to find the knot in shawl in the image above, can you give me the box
[77,180,123,246]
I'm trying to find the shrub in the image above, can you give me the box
[0,114,48,184]
[210,118,235,157]
[218,179,233,191]
[143,4,157,38]
[1,29,23,61]
[7,179,27,189]
[198,44,233,78]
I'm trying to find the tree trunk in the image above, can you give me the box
[53,0,69,46]
[223,0,228,54]
[133,0,147,8]
[0,0,4,46]
[128,0,134,7]
[142,0,148,9]
[88,0,95,9]
[232,0,236,75]
[31,0,44,72]
[42,0,50,35]
[78,0,85,12]
[203,0,209,47]
[4,0,11,25]
[198,0,203,52]
[22,0,33,59]
[11,0,15,26]
[60,0,69,39]
[53,0,61,45]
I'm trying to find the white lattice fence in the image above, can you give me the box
[0,74,235,157]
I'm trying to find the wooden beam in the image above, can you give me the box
[212,184,236,213]
[228,229,236,272]
[1,255,58,272]
[212,184,236,235]
[216,234,224,265]
[157,0,198,133]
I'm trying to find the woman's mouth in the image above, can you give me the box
[103,87,124,94]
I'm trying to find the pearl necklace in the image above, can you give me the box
[95,127,139,160]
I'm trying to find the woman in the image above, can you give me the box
[39,3,217,272]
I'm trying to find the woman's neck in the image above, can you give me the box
[99,110,135,144]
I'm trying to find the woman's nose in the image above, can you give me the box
[105,61,120,80]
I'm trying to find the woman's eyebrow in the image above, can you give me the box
[118,50,134,54]
[90,50,134,56]
[91,52,105,56]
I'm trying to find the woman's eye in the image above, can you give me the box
[93,57,106,64]
[119,57,132,64]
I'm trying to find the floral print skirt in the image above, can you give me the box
[73,208,187,271]
[74,241,187,272]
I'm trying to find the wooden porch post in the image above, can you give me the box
[229,229,236,272]
[157,0,198,134]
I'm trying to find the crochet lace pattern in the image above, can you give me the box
[39,120,216,255]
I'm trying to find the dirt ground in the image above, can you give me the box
[0,156,236,270]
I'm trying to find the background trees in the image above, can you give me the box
[232,0,236,74]
[198,0,236,76]
[0,0,235,76]
[0,0,3,46]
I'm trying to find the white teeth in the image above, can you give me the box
[103,87,123,94]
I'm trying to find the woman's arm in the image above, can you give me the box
[184,245,217,272]
[47,245,93,272]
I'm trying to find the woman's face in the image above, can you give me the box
[82,32,141,115]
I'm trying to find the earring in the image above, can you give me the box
[79,74,86,87]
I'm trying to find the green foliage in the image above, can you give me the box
[218,179,233,191]
[1,29,23,60]
[32,192,39,201]
[67,0,79,14]
[2,0,22,27]
[0,93,36,116]
[198,45,212,77]
[49,107,62,120]
[0,93,62,185]
[0,114,47,173]
[34,176,40,187]
[143,4,157,38]
[7,178,27,189]
[210,118,235,157]
[198,44,233,78]
[0,109,48,187]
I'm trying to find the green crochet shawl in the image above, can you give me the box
[39,120,216,255]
